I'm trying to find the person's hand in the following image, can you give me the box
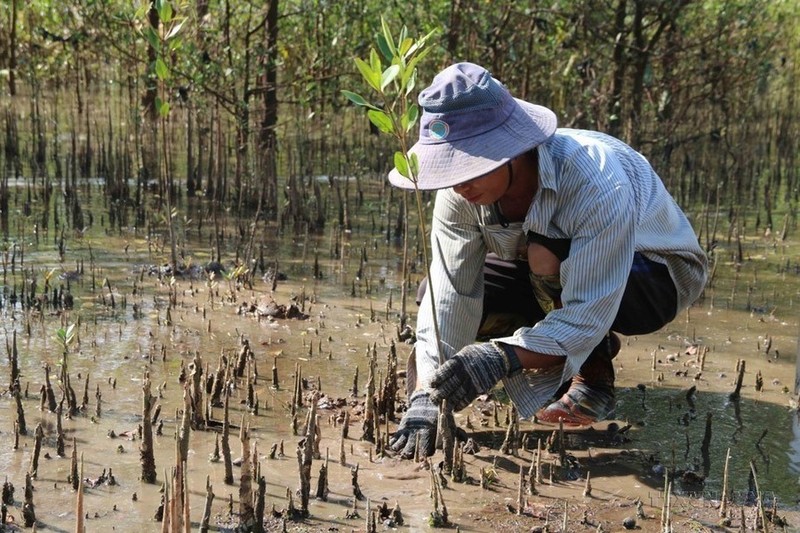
[389,390,438,458]
[429,342,520,411]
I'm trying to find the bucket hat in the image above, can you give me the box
[388,62,557,190]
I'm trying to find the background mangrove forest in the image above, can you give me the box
[1,0,798,255]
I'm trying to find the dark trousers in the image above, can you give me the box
[418,251,678,339]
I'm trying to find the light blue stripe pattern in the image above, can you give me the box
[414,128,708,419]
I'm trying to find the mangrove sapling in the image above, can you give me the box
[344,21,455,456]
[136,4,184,277]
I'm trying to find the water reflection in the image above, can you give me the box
[0,181,797,530]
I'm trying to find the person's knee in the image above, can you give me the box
[527,242,561,276]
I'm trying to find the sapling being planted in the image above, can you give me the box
[343,19,459,467]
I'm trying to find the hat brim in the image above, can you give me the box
[388,100,556,191]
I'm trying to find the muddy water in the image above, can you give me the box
[0,203,798,531]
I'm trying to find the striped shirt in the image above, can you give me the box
[415,128,708,418]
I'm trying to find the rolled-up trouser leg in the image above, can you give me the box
[529,271,562,314]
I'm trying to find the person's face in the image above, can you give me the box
[451,164,510,205]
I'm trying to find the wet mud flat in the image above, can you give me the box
[0,240,798,532]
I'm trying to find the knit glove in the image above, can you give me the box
[389,390,439,458]
[429,341,521,412]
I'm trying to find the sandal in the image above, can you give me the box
[535,382,616,425]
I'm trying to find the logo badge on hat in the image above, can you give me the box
[429,119,450,140]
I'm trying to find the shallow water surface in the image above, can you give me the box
[0,204,798,532]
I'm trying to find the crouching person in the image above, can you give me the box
[388,62,707,459]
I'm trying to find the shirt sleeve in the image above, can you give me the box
[414,188,487,389]
[498,154,636,416]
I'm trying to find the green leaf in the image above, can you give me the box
[155,57,170,80]
[56,323,76,348]
[380,65,400,91]
[367,109,394,134]
[380,17,398,58]
[409,153,420,179]
[376,34,393,61]
[144,26,160,51]
[168,36,183,52]
[399,37,414,57]
[405,104,419,131]
[340,90,381,111]
[405,69,417,96]
[369,48,382,76]
[159,100,171,117]
[406,29,438,60]
[393,151,409,178]
[157,0,173,23]
[354,57,380,92]
[403,47,432,88]
[134,3,149,20]
[341,90,368,106]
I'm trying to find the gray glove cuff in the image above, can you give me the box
[494,341,523,377]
